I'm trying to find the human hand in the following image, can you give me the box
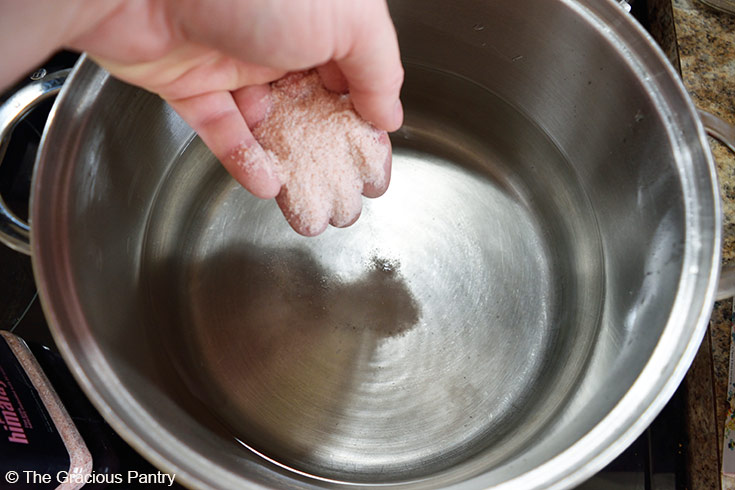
[63,0,404,234]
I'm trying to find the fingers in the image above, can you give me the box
[232,83,272,126]
[314,68,393,200]
[316,61,348,93]
[94,48,286,102]
[167,84,389,237]
[172,0,404,132]
[330,191,364,229]
[276,190,330,237]
[154,56,285,101]
[336,1,404,132]
[275,187,363,237]
[362,132,392,198]
[273,133,392,236]
[166,90,281,199]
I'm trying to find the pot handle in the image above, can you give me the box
[699,110,735,300]
[0,69,69,255]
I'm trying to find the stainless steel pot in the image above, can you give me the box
[0,0,730,488]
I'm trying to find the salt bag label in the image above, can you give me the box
[0,335,69,489]
[0,378,28,445]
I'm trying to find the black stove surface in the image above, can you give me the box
[0,2,690,488]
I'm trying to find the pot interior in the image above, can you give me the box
[35,0,717,488]
[141,62,602,483]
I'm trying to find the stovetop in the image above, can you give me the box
[0,1,690,488]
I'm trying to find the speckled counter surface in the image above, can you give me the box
[675,0,735,257]
[672,0,735,487]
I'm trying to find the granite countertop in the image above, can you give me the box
[672,0,735,487]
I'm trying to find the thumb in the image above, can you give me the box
[336,1,404,132]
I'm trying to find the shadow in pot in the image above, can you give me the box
[148,242,424,480]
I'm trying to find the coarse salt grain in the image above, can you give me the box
[252,70,389,234]
[231,143,277,179]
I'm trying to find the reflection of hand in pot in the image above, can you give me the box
[0,0,404,236]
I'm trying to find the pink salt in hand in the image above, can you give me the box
[238,71,392,236]
[0,0,404,235]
